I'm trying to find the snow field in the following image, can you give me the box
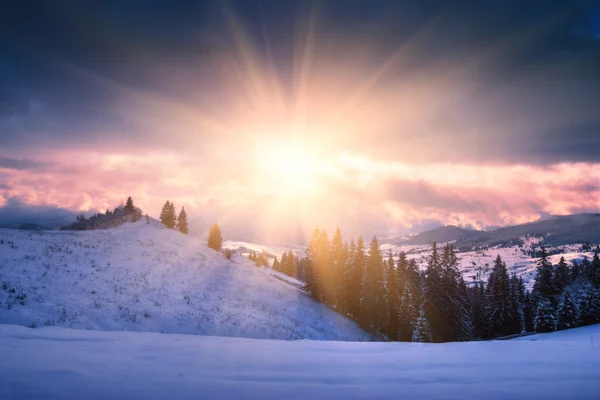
[1,323,599,399]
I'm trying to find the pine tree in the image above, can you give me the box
[423,242,446,342]
[485,255,511,337]
[360,236,386,332]
[590,252,600,288]
[176,207,188,235]
[272,256,280,271]
[385,252,400,340]
[343,238,365,320]
[298,256,310,287]
[571,260,582,282]
[207,223,223,251]
[441,244,470,341]
[469,283,487,339]
[412,305,432,342]
[534,300,556,333]
[580,256,591,281]
[159,202,167,224]
[330,227,347,308]
[397,260,424,342]
[159,201,176,229]
[340,240,354,316]
[124,197,135,215]
[507,273,525,334]
[553,256,571,293]
[556,291,578,330]
[522,288,535,332]
[257,253,267,267]
[304,228,322,299]
[577,286,600,326]
[532,247,556,306]
[286,250,297,277]
[279,252,288,273]
[398,280,418,341]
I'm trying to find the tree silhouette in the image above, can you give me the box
[160,201,176,229]
[124,197,134,215]
[207,223,223,251]
[177,207,188,235]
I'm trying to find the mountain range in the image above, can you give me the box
[395,213,600,249]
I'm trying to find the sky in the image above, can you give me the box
[0,0,599,241]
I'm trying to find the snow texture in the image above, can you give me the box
[1,323,599,399]
[0,222,369,341]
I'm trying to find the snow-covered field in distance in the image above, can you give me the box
[0,223,369,341]
[381,237,596,289]
[2,323,599,400]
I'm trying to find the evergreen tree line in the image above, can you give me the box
[158,203,224,254]
[159,200,188,235]
[63,196,142,230]
[249,252,269,267]
[528,248,600,333]
[267,226,600,342]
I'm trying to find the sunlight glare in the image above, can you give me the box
[254,137,327,196]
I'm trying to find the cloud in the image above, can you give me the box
[0,0,598,164]
[0,146,598,239]
[0,196,76,228]
[0,157,46,170]
[1,1,599,239]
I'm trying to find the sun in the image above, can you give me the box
[253,138,328,196]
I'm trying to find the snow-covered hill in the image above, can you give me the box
[0,222,370,341]
[1,323,599,399]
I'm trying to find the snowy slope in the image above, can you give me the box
[0,222,370,341]
[1,323,599,399]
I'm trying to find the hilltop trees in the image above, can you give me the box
[159,201,176,229]
[124,197,135,215]
[158,201,189,235]
[177,207,188,235]
[207,223,223,251]
[61,196,143,231]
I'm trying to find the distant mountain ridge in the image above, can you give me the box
[396,213,600,249]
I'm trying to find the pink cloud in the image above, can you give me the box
[0,149,598,238]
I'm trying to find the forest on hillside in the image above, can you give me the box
[256,227,600,342]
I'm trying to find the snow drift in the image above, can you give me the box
[1,323,599,399]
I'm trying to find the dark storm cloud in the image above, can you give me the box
[1,0,599,162]
[0,157,47,171]
[0,197,76,228]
